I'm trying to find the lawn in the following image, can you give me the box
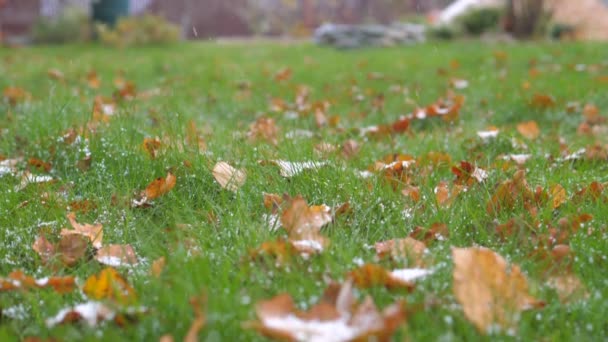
[0,41,607,341]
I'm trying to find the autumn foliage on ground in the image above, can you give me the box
[0,42,607,340]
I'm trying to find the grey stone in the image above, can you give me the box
[314,23,426,49]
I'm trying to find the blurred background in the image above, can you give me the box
[0,0,607,46]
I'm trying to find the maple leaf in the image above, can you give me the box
[452,247,544,334]
[83,268,137,305]
[212,162,246,192]
[486,170,541,215]
[247,281,406,342]
[61,213,103,249]
[95,244,138,267]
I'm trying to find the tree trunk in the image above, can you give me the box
[505,0,545,38]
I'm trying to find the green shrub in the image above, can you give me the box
[31,7,91,44]
[458,7,502,36]
[96,14,181,47]
[429,25,458,40]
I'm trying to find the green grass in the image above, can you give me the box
[0,41,607,341]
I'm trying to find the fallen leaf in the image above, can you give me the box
[144,172,177,200]
[0,271,75,294]
[517,121,540,140]
[32,235,56,265]
[46,302,115,327]
[248,117,279,145]
[261,160,328,178]
[3,86,31,106]
[83,268,137,305]
[142,137,162,158]
[374,237,427,266]
[95,244,138,267]
[247,281,406,342]
[47,68,64,81]
[550,184,567,209]
[87,70,101,89]
[57,234,89,266]
[546,274,588,303]
[348,264,415,291]
[150,257,166,277]
[452,247,544,334]
[184,293,207,342]
[212,162,246,192]
[61,213,103,249]
[409,223,449,244]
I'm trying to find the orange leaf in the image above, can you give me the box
[142,137,162,158]
[0,271,75,294]
[61,213,103,249]
[517,121,540,140]
[550,184,567,209]
[184,293,207,342]
[83,268,136,305]
[150,257,166,277]
[374,237,427,266]
[348,264,415,291]
[144,172,176,200]
[452,247,544,334]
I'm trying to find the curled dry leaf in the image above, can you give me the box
[348,264,416,291]
[409,223,449,244]
[452,247,544,334]
[95,244,138,267]
[452,161,488,186]
[374,237,427,266]
[280,196,331,255]
[212,162,246,192]
[184,293,207,342]
[247,281,406,342]
[61,213,103,249]
[550,184,567,209]
[142,137,162,158]
[46,301,147,328]
[149,257,166,278]
[248,117,279,145]
[0,270,75,294]
[260,160,328,178]
[58,234,89,266]
[32,235,56,265]
[83,268,137,305]
[133,173,177,207]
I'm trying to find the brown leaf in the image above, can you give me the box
[212,162,246,192]
[348,264,415,291]
[517,121,540,140]
[184,294,207,342]
[144,172,177,200]
[150,257,166,277]
[0,271,75,294]
[280,197,331,254]
[57,234,89,266]
[142,137,162,158]
[546,274,588,303]
[374,237,427,266]
[550,184,567,209]
[531,93,556,109]
[95,244,138,267]
[247,281,406,341]
[452,247,544,334]
[248,117,279,145]
[83,268,136,305]
[3,86,31,106]
[409,223,449,244]
[87,70,101,89]
[61,213,103,249]
[28,158,52,173]
[32,235,56,265]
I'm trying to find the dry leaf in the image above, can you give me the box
[32,235,56,265]
[46,302,115,327]
[83,268,136,305]
[348,264,415,291]
[550,184,567,209]
[0,271,75,294]
[374,237,427,266]
[150,257,166,277]
[61,213,103,249]
[546,274,588,303]
[248,117,279,145]
[212,162,246,192]
[517,121,540,140]
[184,294,207,342]
[95,244,138,267]
[57,234,89,266]
[247,281,406,342]
[142,138,162,158]
[452,247,544,334]
[261,160,328,178]
[133,172,177,207]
